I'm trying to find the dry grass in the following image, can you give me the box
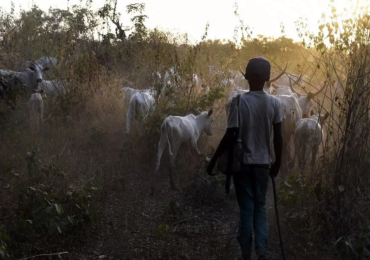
[2,2,370,259]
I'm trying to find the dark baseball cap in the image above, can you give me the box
[244,57,271,81]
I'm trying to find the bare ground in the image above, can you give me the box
[66,167,283,260]
[2,104,287,260]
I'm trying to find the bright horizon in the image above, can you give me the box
[0,0,360,43]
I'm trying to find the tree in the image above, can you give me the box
[98,0,127,41]
[98,1,148,43]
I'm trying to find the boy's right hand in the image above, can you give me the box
[270,161,280,178]
[207,162,217,176]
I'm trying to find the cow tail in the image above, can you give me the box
[302,121,309,139]
[132,96,137,120]
[165,121,173,156]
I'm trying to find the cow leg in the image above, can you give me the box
[302,144,311,170]
[137,103,144,121]
[280,136,292,177]
[289,151,297,171]
[291,133,299,169]
[30,109,36,132]
[169,141,181,191]
[151,125,168,195]
[39,104,44,130]
[191,137,201,156]
[125,98,136,134]
[168,168,177,190]
[311,145,319,171]
[125,112,132,134]
[280,146,286,177]
[155,145,165,173]
[298,145,305,171]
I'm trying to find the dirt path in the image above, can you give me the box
[68,172,282,260]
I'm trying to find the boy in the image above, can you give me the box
[207,57,283,260]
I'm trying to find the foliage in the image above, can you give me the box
[0,229,10,259]
[269,2,370,258]
[24,184,96,236]
[87,125,107,145]
[21,150,97,235]
[335,227,370,260]
[2,0,370,258]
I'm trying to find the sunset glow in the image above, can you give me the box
[0,0,365,42]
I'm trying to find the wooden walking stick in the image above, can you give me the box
[272,177,287,260]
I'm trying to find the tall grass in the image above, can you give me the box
[2,0,370,259]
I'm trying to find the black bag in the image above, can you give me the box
[216,95,243,175]
[216,141,243,174]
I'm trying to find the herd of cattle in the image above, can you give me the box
[0,56,66,129]
[121,64,329,188]
[0,57,329,188]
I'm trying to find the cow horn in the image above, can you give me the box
[291,73,303,86]
[239,66,246,78]
[289,78,300,95]
[268,64,288,83]
[309,84,326,97]
[20,61,31,71]
[323,112,329,120]
[191,108,201,116]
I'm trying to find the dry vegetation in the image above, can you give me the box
[1,0,370,259]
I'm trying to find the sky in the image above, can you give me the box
[0,0,359,43]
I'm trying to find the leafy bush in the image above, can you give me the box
[26,184,96,235]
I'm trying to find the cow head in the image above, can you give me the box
[192,108,214,136]
[35,56,58,71]
[151,71,162,87]
[204,109,214,136]
[23,61,49,84]
[289,77,326,118]
[319,112,329,125]
[311,112,329,125]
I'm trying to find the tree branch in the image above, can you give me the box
[18,251,68,260]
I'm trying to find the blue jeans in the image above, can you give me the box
[233,164,270,260]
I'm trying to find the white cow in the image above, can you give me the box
[1,61,48,98]
[152,109,213,192]
[271,75,304,97]
[35,57,58,80]
[293,113,329,169]
[201,84,210,95]
[37,79,67,98]
[125,90,156,133]
[220,77,237,89]
[151,71,163,91]
[276,94,303,175]
[274,73,308,88]
[288,80,326,118]
[273,85,294,96]
[163,67,181,87]
[208,68,237,91]
[191,74,200,86]
[231,70,249,89]
[225,87,249,115]
[0,70,11,77]
[186,73,210,96]
[29,89,46,131]
[36,57,58,70]
[122,87,139,102]
[121,87,156,103]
